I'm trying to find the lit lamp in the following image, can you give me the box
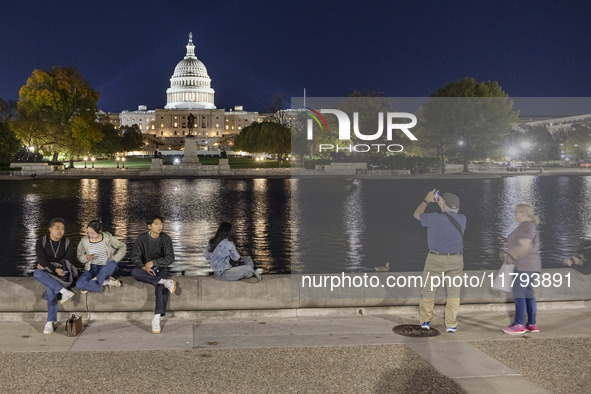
[116,156,120,169]
[520,141,531,169]
[84,156,88,169]
[507,147,519,163]
[91,157,95,169]
[122,157,126,168]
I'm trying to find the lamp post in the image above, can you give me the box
[83,156,88,169]
[122,157,126,169]
[507,147,519,168]
[520,141,531,170]
[116,157,120,169]
[91,157,95,169]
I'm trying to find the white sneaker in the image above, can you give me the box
[59,289,75,304]
[255,268,264,275]
[164,279,177,295]
[102,277,122,288]
[151,317,161,334]
[79,290,89,295]
[43,321,54,334]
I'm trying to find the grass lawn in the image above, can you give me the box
[70,157,291,169]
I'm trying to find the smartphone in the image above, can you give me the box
[433,190,440,202]
[61,270,68,274]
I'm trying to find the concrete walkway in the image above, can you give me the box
[2,302,590,393]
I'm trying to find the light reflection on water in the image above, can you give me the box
[2,176,590,277]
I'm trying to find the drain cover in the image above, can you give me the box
[392,324,441,337]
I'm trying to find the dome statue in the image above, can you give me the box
[165,33,216,109]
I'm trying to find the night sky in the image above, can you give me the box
[1,0,590,113]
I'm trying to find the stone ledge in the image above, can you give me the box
[0,269,588,313]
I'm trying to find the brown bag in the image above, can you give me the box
[66,314,83,337]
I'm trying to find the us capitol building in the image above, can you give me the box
[116,33,259,152]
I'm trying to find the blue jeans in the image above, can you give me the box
[76,261,118,293]
[33,269,64,322]
[512,270,537,326]
[131,266,170,316]
[214,256,259,281]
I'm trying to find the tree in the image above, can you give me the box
[260,121,291,166]
[92,123,123,156]
[234,121,291,166]
[517,125,557,162]
[562,121,591,161]
[0,98,18,122]
[17,66,102,160]
[0,121,21,166]
[121,125,144,153]
[418,78,519,172]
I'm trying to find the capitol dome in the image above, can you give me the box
[165,33,215,109]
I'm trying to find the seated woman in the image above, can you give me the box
[205,222,263,282]
[76,220,126,292]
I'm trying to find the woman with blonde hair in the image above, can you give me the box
[500,204,542,335]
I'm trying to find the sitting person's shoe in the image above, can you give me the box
[446,327,456,333]
[78,289,89,295]
[502,324,526,335]
[421,322,430,330]
[255,268,264,275]
[525,323,539,333]
[151,317,161,334]
[164,279,177,295]
[43,321,54,335]
[102,277,122,288]
[59,289,75,304]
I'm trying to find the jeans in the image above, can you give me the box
[214,256,259,281]
[512,270,537,326]
[131,266,170,316]
[76,261,118,293]
[33,269,64,322]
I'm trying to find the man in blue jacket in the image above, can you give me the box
[414,190,466,333]
[131,216,177,334]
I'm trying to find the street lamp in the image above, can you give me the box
[122,157,126,169]
[84,156,88,169]
[91,157,95,169]
[116,157,120,169]
[507,147,519,162]
[520,141,531,169]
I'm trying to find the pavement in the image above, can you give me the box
[1,301,590,393]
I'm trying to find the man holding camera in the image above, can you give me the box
[413,189,466,333]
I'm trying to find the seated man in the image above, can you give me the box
[130,216,178,334]
[33,217,77,334]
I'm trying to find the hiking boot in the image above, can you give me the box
[102,277,122,288]
[43,321,54,334]
[421,322,430,330]
[502,324,526,335]
[151,317,161,334]
[164,279,177,295]
[59,289,75,304]
[525,323,539,333]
